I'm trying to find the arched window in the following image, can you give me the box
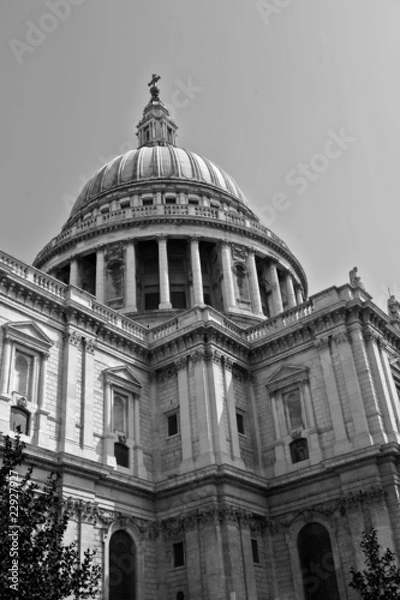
[113,394,126,433]
[297,523,340,600]
[106,261,124,304]
[290,438,309,463]
[233,263,250,301]
[10,406,30,435]
[109,530,136,600]
[14,352,31,396]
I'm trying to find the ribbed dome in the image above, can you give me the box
[71,145,249,216]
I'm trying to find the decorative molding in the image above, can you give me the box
[84,337,97,354]
[333,331,350,346]
[174,356,187,371]
[314,336,330,351]
[65,328,82,347]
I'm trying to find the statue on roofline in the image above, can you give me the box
[349,267,365,290]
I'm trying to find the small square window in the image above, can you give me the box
[251,539,260,564]
[173,541,185,568]
[167,413,179,437]
[236,412,245,435]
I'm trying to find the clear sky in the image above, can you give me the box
[1,0,399,310]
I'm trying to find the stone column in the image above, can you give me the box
[61,327,81,454]
[221,243,236,311]
[125,241,137,311]
[157,236,172,309]
[223,358,245,467]
[0,336,12,398]
[315,336,351,455]
[95,246,105,303]
[295,285,304,305]
[364,331,400,443]
[285,272,297,309]
[133,396,146,478]
[103,381,116,467]
[69,256,79,287]
[190,237,204,306]
[35,354,50,448]
[333,330,373,448]
[176,357,193,473]
[268,260,283,316]
[0,337,12,432]
[246,249,263,316]
[81,337,96,460]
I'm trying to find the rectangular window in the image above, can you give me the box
[173,541,185,568]
[165,197,176,205]
[236,411,245,435]
[167,413,179,437]
[142,198,153,206]
[251,539,260,564]
[188,198,199,205]
[283,389,303,430]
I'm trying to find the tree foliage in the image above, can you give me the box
[0,434,102,600]
[349,528,400,600]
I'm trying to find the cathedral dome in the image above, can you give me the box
[71,145,249,217]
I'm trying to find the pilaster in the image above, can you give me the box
[176,357,194,473]
[315,336,351,456]
[333,330,373,449]
[95,246,105,303]
[61,327,81,454]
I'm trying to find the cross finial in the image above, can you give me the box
[148,74,161,88]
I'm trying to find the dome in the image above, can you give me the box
[71,145,249,217]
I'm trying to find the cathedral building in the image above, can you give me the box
[1,76,400,600]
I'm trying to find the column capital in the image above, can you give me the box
[314,336,330,351]
[333,330,350,345]
[190,235,202,244]
[157,234,169,242]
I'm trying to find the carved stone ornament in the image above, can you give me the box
[118,434,127,444]
[314,336,330,351]
[231,244,247,262]
[174,356,187,371]
[190,349,205,363]
[65,329,82,347]
[388,295,400,326]
[84,337,96,354]
[16,395,28,408]
[333,331,349,346]
[105,243,124,265]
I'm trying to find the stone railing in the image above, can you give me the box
[35,204,288,264]
[246,301,315,342]
[0,250,67,299]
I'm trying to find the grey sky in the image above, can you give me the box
[1,0,399,309]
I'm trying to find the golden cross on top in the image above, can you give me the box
[148,74,161,88]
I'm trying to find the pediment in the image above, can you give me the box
[103,365,142,390]
[265,365,309,392]
[3,321,53,350]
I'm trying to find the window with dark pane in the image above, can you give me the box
[251,539,260,563]
[168,413,179,437]
[173,541,185,568]
[114,442,129,468]
[290,438,309,464]
[236,411,245,435]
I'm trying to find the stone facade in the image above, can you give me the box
[1,79,400,600]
